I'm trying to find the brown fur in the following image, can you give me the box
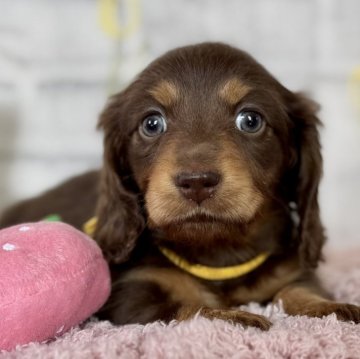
[229,255,301,304]
[2,42,359,329]
[123,268,219,308]
[0,171,99,228]
[176,307,272,330]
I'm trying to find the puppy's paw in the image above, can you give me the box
[303,302,360,323]
[200,308,272,330]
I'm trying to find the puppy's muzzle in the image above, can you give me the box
[175,171,221,205]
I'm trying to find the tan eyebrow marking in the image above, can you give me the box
[148,80,179,107]
[219,78,251,105]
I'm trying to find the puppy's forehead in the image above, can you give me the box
[148,77,251,108]
[144,44,272,109]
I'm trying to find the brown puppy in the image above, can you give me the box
[1,43,359,330]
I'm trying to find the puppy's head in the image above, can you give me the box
[95,43,325,267]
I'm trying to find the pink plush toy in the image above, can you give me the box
[0,222,111,351]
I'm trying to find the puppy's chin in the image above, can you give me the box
[148,214,251,247]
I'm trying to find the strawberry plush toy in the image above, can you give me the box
[0,222,110,351]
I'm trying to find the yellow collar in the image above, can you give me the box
[83,217,98,237]
[83,217,269,281]
[158,246,269,281]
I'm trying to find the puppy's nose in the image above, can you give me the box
[175,172,221,204]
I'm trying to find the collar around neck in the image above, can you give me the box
[158,246,270,281]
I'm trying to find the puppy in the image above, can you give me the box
[1,43,359,330]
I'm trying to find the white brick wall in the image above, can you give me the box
[0,0,359,247]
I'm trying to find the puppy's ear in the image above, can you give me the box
[95,92,145,264]
[287,92,326,268]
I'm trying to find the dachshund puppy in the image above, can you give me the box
[1,43,359,330]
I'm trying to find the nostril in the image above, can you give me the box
[175,175,192,189]
[203,173,220,188]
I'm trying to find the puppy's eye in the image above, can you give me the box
[141,114,167,137]
[235,111,264,133]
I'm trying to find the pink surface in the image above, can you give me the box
[0,222,111,352]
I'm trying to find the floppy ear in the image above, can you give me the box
[94,92,145,264]
[287,92,326,268]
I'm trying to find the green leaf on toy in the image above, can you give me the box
[43,214,62,222]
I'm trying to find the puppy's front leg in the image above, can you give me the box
[176,306,272,330]
[99,278,271,329]
[274,281,360,323]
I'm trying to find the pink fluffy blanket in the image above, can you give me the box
[1,247,360,359]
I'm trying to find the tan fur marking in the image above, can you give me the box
[123,267,219,308]
[145,146,183,225]
[275,285,360,323]
[274,286,327,315]
[176,307,271,330]
[175,306,203,321]
[148,80,179,107]
[217,141,264,221]
[146,140,263,225]
[230,258,301,304]
[219,78,251,105]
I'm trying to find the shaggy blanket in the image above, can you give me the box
[1,247,360,359]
